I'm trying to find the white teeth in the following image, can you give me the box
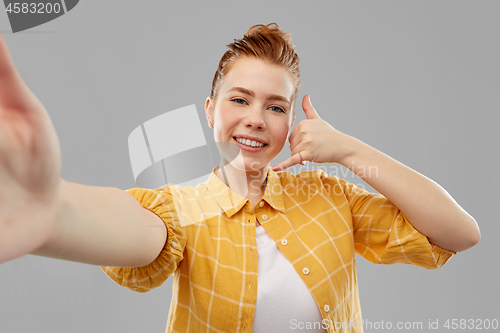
[235,137,264,147]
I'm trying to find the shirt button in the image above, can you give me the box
[324,304,330,312]
[281,239,288,246]
[302,267,309,275]
[259,201,264,207]
[248,284,252,289]
[262,214,268,221]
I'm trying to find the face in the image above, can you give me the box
[205,57,296,171]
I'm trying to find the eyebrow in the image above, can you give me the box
[227,86,290,106]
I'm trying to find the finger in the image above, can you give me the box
[288,127,302,152]
[290,142,306,158]
[0,33,38,111]
[302,94,320,120]
[272,153,304,171]
[288,122,303,145]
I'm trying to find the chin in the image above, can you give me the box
[225,156,269,172]
[217,145,269,171]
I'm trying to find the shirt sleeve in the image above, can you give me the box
[100,186,186,293]
[332,176,456,269]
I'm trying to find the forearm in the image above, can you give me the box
[31,179,167,267]
[340,136,480,252]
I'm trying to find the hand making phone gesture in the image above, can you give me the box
[272,95,354,171]
[272,94,479,253]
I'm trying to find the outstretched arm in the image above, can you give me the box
[31,180,167,267]
[0,33,166,266]
[273,95,480,252]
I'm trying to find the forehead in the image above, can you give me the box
[220,57,294,100]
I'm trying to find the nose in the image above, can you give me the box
[245,109,266,130]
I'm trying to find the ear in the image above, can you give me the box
[205,97,213,124]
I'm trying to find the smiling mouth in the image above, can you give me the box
[233,137,267,148]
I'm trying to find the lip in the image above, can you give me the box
[232,136,268,152]
[233,134,267,145]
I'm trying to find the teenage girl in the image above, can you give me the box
[0,23,480,333]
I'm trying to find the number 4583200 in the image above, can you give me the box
[444,318,498,330]
[6,2,62,14]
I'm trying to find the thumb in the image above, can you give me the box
[302,94,320,120]
[0,33,40,111]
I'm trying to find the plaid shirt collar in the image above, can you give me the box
[205,166,286,217]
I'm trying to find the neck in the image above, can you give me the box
[216,161,269,206]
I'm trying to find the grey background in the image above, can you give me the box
[0,0,498,332]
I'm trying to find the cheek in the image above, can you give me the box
[271,123,291,145]
[218,105,234,122]
[214,105,238,139]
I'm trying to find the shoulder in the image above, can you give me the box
[125,181,210,210]
[166,181,210,198]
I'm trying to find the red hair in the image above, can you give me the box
[210,23,300,112]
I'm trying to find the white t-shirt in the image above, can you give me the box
[252,225,327,332]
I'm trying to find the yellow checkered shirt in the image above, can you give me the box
[102,167,455,333]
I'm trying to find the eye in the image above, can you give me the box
[231,98,247,105]
[270,105,285,113]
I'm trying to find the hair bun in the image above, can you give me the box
[244,23,293,46]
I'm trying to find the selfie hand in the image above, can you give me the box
[272,95,350,171]
[0,33,62,263]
